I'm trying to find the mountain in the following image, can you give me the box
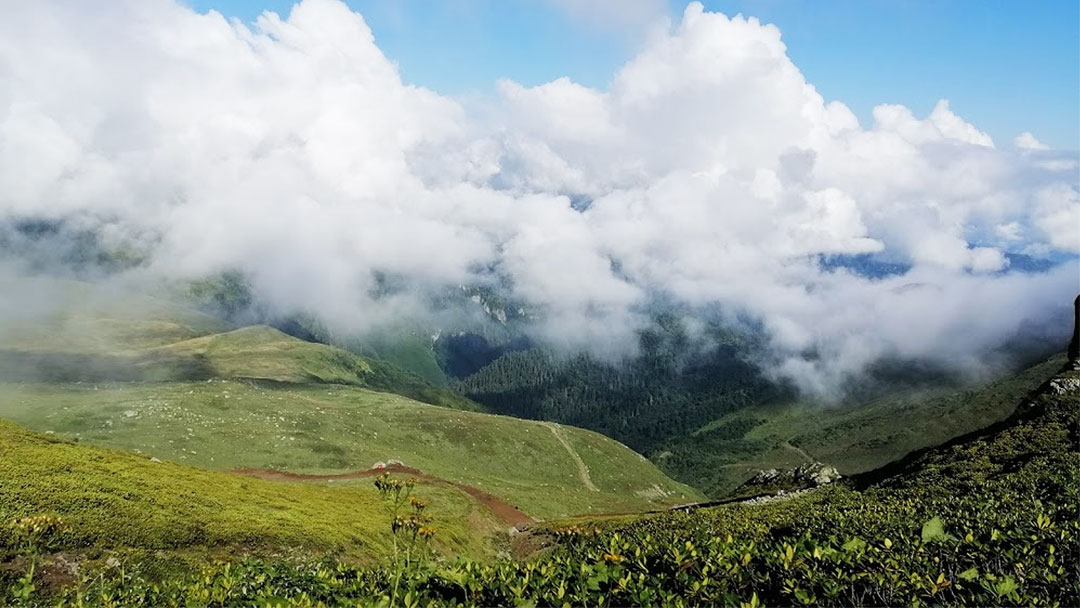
[263,286,1069,501]
[853,359,1080,491]
[653,355,1065,497]
[12,351,1075,605]
[0,277,701,524]
[0,276,476,410]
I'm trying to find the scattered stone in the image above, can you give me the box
[741,488,813,506]
[150,457,162,463]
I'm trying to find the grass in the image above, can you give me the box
[352,331,450,387]
[0,381,703,520]
[0,418,505,563]
[654,355,1065,497]
[0,275,483,410]
[147,326,374,385]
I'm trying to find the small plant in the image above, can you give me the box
[7,514,68,605]
[374,473,438,605]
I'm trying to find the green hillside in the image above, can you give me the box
[0,277,480,410]
[0,380,702,519]
[453,331,771,454]
[15,358,1077,606]
[0,418,504,564]
[653,355,1065,497]
[145,325,375,384]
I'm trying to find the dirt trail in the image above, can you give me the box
[781,441,815,463]
[544,423,599,492]
[233,464,535,528]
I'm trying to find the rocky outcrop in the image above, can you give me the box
[1047,376,1080,395]
[738,461,842,497]
[804,462,843,485]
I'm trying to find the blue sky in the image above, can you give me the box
[185,0,1078,149]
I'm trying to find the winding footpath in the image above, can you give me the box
[543,422,599,492]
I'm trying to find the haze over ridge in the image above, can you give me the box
[0,0,1077,396]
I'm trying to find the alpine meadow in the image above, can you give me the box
[0,1,1077,606]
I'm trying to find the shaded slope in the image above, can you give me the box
[654,355,1065,497]
[854,362,1080,491]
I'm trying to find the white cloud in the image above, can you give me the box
[1014,131,1049,150]
[0,0,1076,396]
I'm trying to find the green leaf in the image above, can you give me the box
[995,576,1018,597]
[842,537,866,552]
[957,568,978,582]
[921,517,947,543]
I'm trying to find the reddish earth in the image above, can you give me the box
[232,464,535,528]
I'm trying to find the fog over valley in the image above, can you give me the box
[1,0,1077,397]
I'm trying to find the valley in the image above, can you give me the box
[2,1,1077,603]
[0,276,1075,606]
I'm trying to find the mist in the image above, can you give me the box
[0,0,1076,397]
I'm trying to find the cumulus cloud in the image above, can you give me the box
[1014,131,1049,150]
[0,0,1076,396]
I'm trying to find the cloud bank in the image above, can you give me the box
[0,0,1076,395]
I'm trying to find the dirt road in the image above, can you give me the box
[234,464,535,527]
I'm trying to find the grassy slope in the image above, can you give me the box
[150,324,479,411]
[147,326,374,385]
[29,362,1078,606]
[0,381,703,520]
[354,332,449,387]
[0,278,699,518]
[0,419,503,562]
[1,276,482,410]
[654,355,1065,497]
